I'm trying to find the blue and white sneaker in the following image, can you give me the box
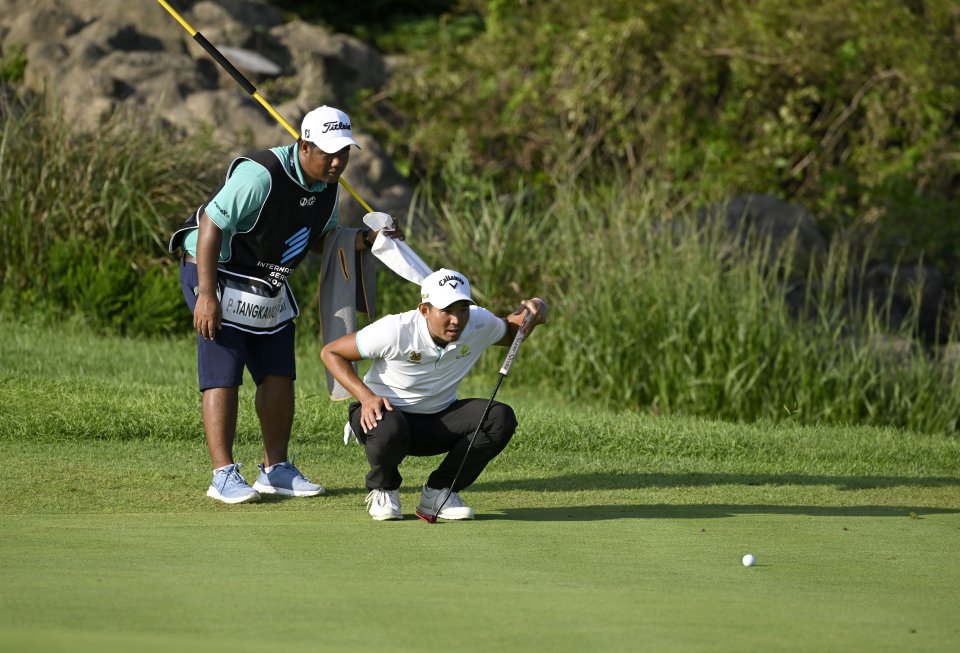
[252,460,325,497]
[207,463,261,504]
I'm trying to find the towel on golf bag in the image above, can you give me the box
[319,226,378,400]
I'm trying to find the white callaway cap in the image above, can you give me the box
[300,105,361,153]
[420,268,475,309]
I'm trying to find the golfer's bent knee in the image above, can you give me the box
[485,402,518,447]
[365,411,409,449]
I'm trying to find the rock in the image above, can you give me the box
[0,0,415,226]
[269,19,387,109]
[939,343,960,377]
[862,263,946,342]
[864,334,916,370]
[193,0,282,33]
[336,133,415,227]
[3,6,85,44]
[697,194,827,264]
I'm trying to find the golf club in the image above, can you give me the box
[416,311,532,524]
[153,0,373,213]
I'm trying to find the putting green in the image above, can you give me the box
[2,502,957,653]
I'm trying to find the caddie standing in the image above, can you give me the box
[169,105,403,504]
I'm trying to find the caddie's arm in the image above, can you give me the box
[194,211,223,340]
[495,297,548,346]
[308,224,407,255]
[321,335,394,433]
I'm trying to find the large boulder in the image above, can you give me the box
[697,194,828,265]
[0,0,412,225]
[861,263,946,342]
[270,19,388,111]
[697,194,949,343]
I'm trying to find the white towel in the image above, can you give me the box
[363,212,433,284]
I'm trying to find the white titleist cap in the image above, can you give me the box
[300,105,361,153]
[420,268,475,309]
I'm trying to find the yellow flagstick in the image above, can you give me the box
[154,0,373,212]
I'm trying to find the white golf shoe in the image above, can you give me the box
[365,489,402,521]
[417,485,475,520]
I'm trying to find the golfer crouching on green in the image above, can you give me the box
[321,269,547,521]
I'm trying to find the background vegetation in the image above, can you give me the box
[1,0,958,434]
[356,0,959,282]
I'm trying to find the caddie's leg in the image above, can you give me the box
[246,323,297,467]
[182,255,245,469]
[182,257,259,503]
[202,387,239,468]
[255,374,294,466]
[250,372,323,497]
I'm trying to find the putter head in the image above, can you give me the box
[415,508,438,524]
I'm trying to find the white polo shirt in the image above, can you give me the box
[355,306,508,414]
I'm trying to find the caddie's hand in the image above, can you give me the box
[362,212,406,243]
[193,293,222,341]
[376,225,405,241]
[360,395,394,433]
[516,297,548,334]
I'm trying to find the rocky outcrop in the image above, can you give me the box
[697,194,949,343]
[0,0,411,225]
[697,194,827,268]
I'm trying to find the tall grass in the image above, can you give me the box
[428,181,960,435]
[0,95,223,334]
[3,96,958,434]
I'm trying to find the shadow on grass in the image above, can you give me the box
[473,471,960,492]
[481,504,960,522]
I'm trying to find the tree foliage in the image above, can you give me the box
[360,0,960,274]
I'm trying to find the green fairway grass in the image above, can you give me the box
[1,320,959,652]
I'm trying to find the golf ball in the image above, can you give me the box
[742,554,756,567]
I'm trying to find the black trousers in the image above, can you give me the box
[348,398,517,491]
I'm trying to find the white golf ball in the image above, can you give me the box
[742,554,756,567]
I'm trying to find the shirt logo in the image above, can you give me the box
[456,344,472,360]
[280,227,311,265]
[300,196,317,207]
[408,351,422,363]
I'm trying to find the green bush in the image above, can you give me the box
[44,239,184,337]
[3,13,958,434]
[362,0,960,279]
[0,95,222,336]
[124,261,186,337]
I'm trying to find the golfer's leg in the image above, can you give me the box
[349,403,410,490]
[202,386,239,468]
[425,400,518,491]
[255,374,294,466]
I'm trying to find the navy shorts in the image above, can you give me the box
[180,258,296,391]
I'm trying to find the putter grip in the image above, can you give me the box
[499,313,530,375]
